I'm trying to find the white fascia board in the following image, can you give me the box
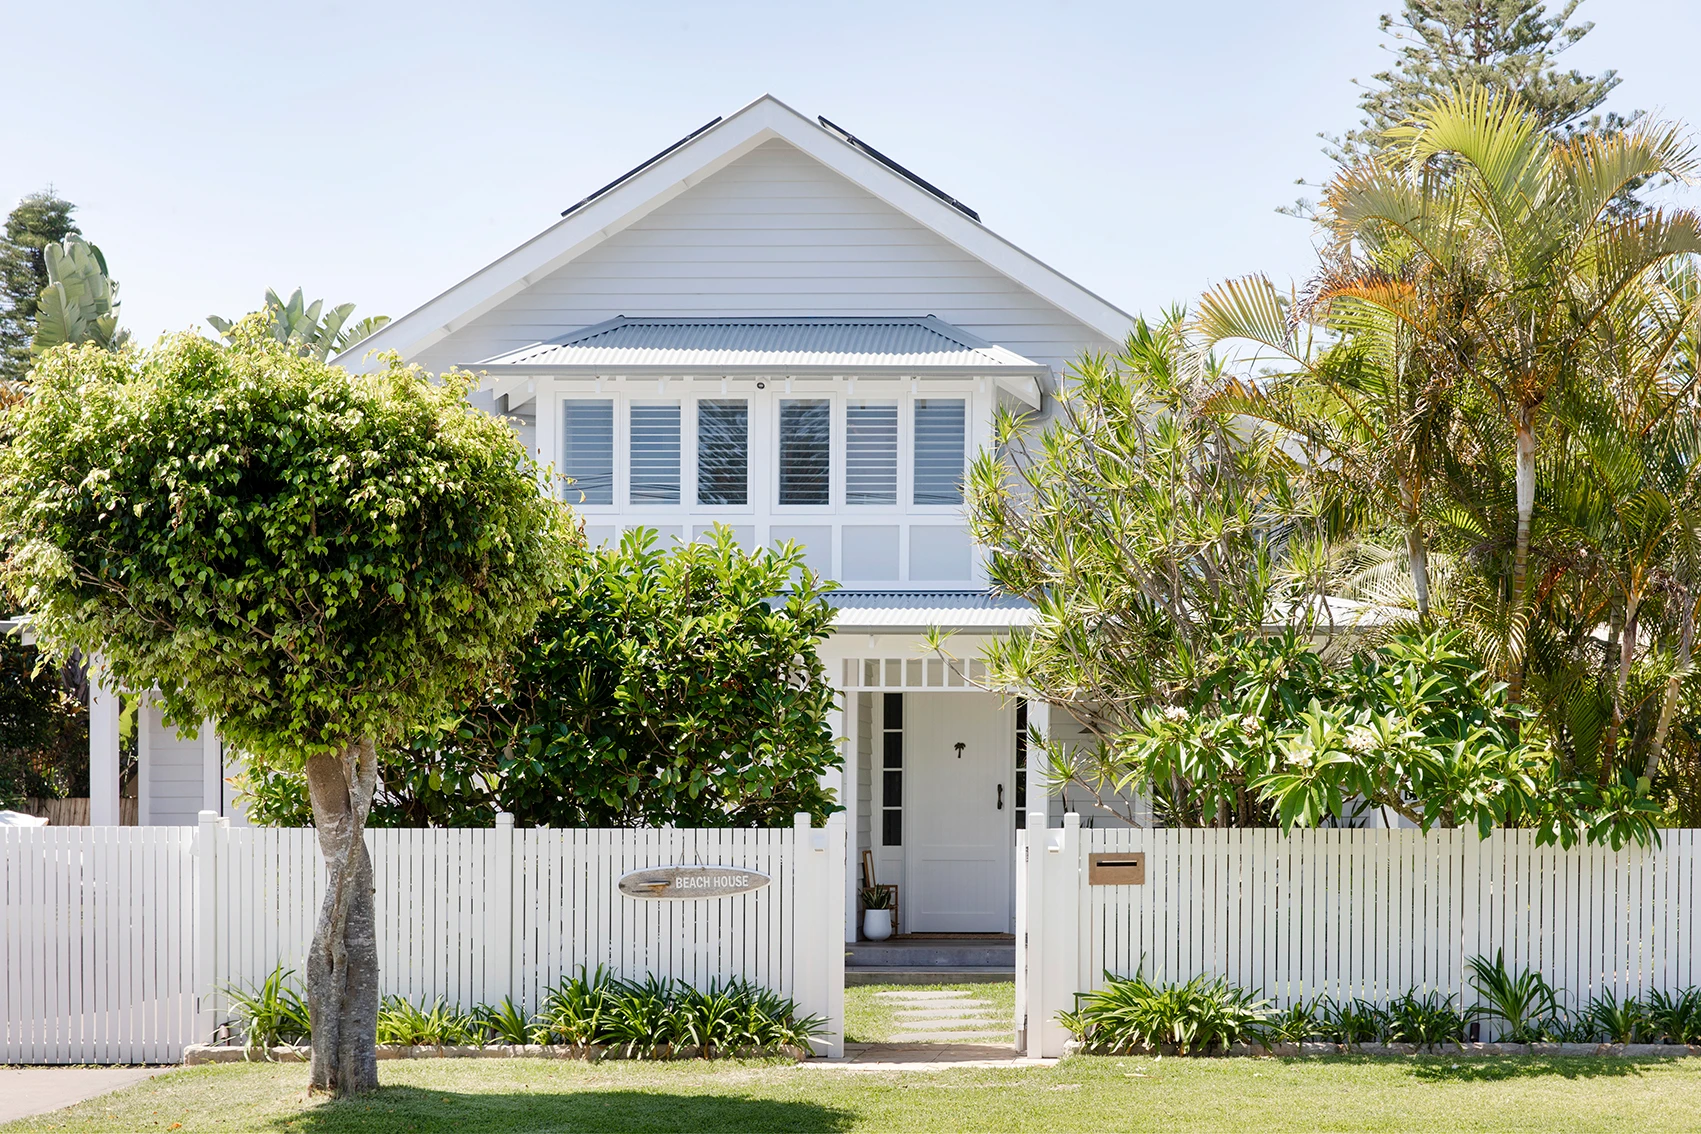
[335,95,1134,372]
[480,366,1041,406]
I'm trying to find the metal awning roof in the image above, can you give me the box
[474,316,1047,399]
[825,590,1034,633]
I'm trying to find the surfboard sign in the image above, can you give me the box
[617,865,771,900]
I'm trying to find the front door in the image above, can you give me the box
[904,692,1015,932]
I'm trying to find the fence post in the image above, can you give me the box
[793,812,825,1053]
[824,810,846,1058]
[195,810,221,1044]
[490,812,515,1008]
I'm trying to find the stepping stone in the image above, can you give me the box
[875,991,986,1000]
[889,1031,1014,1043]
[894,1008,999,1019]
[894,1019,1004,1031]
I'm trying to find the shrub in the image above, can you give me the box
[1263,999,1326,1043]
[223,965,312,1053]
[1643,987,1701,1044]
[1467,950,1561,1042]
[476,996,544,1045]
[1059,970,1272,1055]
[1383,991,1469,1047]
[374,996,479,1047]
[1319,997,1385,1045]
[1585,990,1645,1043]
[536,968,823,1057]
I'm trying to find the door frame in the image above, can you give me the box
[901,690,1017,933]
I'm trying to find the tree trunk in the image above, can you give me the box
[1603,598,1640,783]
[1508,412,1537,701]
[304,738,381,1096]
[1646,596,1695,783]
[1405,526,1431,621]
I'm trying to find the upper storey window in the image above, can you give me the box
[913,398,966,505]
[697,399,749,506]
[561,399,614,505]
[844,401,898,506]
[629,402,681,505]
[778,399,831,506]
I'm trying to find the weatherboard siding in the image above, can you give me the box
[414,140,1115,377]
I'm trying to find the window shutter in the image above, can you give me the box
[778,399,830,505]
[844,402,897,505]
[913,398,966,505]
[561,400,613,505]
[629,402,680,504]
[696,399,749,505]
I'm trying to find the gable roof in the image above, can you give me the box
[334,95,1132,372]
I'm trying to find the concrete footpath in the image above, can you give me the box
[0,1067,167,1125]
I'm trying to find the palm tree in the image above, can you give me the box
[1320,87,1701,696]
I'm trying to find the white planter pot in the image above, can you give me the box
[863,908,893,941]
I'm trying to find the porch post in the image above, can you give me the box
[89,658,121,826]
[1024,698,1051,827]
[201,722,223,815]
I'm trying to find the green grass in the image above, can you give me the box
[844,982,1016,1043]
[9,1054,1701,1132]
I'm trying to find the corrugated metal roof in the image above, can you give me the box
[825,589,1035,631]
[476,316,1047,374]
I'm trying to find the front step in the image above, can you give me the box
[846,935,1015,985]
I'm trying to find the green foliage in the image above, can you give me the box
[1584,990,1644,1043]
[1319,997,1386,1045]
[474,997,544,1045]
[1466,950,1561,1041]
[0,191,79,386]
[1383,991,1470,1047]
[1643,987,1701,1044]
[375,996,479,1047]
[536,968,824,1057]
[0,630,87,808]
[209,288,390,364]
[858,885,893,910]
[1263,999,1327,1043]
[1341,0,1630,161]
[1058,970,1273,1055]
[243,527,839,828]
[0,323,575,767]
[30,235,127,355]
[223,965,312,1053]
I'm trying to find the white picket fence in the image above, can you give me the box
[1019,820,1701,1056]
[2,813,846,1064]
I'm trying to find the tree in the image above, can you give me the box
[209,288,390,363]
[966,313,1336,827]
[244,527,841,830]
[0,322,575,1094]
[1319,87,1701,696]
[30,236,127,355]
[0,191,79,388]
[1339,0,1628,161]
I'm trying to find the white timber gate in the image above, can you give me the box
[2,813,846,1064]
[1018,818,1701,1056]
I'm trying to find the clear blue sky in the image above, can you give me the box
[5,0,1699,344]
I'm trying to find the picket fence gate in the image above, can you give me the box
[1,812,846,1064]
[1018,819,1701,1056]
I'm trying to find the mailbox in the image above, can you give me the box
[1088,852,1146,885]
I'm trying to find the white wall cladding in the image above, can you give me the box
[139,707,206,828]
[414,140,1117,377]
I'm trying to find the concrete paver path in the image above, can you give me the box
[0,1067,167,1124]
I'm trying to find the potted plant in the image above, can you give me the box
[860,885,895,941]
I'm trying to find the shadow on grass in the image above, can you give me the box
[1398,1055,1674,1083]
[266,1085,855,1134]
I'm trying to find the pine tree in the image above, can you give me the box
[1338,0,1628,161]
[0,192,80,385]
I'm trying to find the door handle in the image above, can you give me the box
[997,783,1004,810]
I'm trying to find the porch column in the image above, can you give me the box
[89,658,121,826]
[201,722,223,815]
[841,687,860,943]
[1024,697,1051,829]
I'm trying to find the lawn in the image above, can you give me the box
[843,981,1016,1043]
[7,1054,1701,1133]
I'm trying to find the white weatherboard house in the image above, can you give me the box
[106,94,1132,940]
